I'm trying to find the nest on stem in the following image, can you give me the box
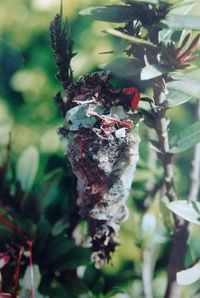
[59,72,140,268]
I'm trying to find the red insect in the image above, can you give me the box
[123,86,141,110]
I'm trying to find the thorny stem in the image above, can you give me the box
[153,76,189,298]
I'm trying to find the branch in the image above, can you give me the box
[153,77,177,203]
[188,100,200,202]
[164,100,200,298]
[152,76,189,298]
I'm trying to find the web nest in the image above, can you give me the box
[59,72,140,268]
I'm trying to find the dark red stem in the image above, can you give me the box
[13,247,24,298]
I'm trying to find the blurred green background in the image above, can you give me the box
[0,0,200,297]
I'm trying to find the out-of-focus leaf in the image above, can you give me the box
[40,168,63,209]
[23,265,41,290]
[104,57,142,79]
[51,219,68,236]
[104,287,125,298]
[140,109,156,128]
[57,246,91,270]
[169,121,200,153]
[59,276,94,298]
[42,236,75,264]
[49,286,72,298]
[141,213,156,237]
[34,218,51,253]
[104,29,157,48]
[141,64,170,80]
[7,209,36,239]
[159,197,174,230]
[167,200,200,225]
[16,146,39,192]
[166,89,192,107]
[177,261,200,285]
[79,5,137,23]
[162,14,200,30]
[19,289,47,298]
[0,125,10,146]
[167,76,200,99]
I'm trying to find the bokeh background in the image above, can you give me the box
[1,0,200,297]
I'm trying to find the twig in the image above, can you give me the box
[152,76,189,298]
[164,100,200,298]
[153,77,177,203]
[188,99,200,202]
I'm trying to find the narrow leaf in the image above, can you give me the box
[79,5,137,23]
[166,89,192,107]
[169,121,200,153]
[16,146,39,192]
[167,200,200,225]
[177,261,200,285]
[162,14,200,31]
[104,28,157,48]
[167,76,200,99]
[140,64,170,80]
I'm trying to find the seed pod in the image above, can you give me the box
[59,72,140,268]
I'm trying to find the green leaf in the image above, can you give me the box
[169,121,200,153]
[104,57,142,79]
[23,265,41,290]
[162,14,200,30]
[140,64,170,80]
[166,89,192,108]
[177,261,200,285]
[51,219,68,236]
[16,146,39,192]
[57,247,91,270]
[167,76,200,99]
[42,236,75,264]
[34,218,51,253]
[104,28,157,48]
[191,201,200,214]
[65,104,103,131]
[167,200,200,225]
[79,5,137,23]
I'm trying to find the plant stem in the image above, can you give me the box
[153,76,189,298]
[153,77,177,203]
[164,100,200,298]
[142,249,154,298]
[188,99,200,202]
